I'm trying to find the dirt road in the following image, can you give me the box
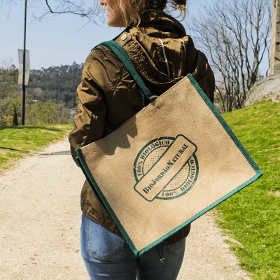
[0,138,251,279]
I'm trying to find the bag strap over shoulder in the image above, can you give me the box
[97,40,153,102]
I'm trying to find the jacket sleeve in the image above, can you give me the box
[68,51,108,163]
[193,50,215,103]
[184,36,215,103]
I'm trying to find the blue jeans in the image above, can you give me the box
[80,213,186,280]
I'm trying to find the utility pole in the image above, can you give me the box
[21,0,27,125]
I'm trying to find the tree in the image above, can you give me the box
[191,0,272,112]
[0,0,103,23]
[0,60,21,125]
[0,63,18,99]
[0,90,26,126]
[13,104,18,126]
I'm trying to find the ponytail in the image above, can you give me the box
[120,0,188,27]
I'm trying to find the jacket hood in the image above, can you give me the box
[135,10,187,38]
[112,10,214,99]
[115,10,201,92]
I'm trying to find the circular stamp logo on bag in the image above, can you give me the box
[133,135,199,201]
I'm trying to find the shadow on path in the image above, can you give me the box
[0,147,22,152]
[36,151,71,156]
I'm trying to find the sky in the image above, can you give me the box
[0,0,269,73]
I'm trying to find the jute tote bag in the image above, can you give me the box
[76,41,263,256]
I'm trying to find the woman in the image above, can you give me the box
[69,0,215,278]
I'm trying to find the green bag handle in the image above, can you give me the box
[97,40,153,101]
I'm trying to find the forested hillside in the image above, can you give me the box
[0,63,82,126]
[28,62,83,108]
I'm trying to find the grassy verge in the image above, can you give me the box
[0,124,73,171]
[215,100,280,279]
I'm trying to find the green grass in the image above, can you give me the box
[0,124,73,171]
[215,100,280,280]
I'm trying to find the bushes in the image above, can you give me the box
[0,90,71,126]
[26,100,70,125]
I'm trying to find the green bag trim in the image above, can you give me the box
[97,40,152,101]
[75,44,263,257]
[133,74,263,255]
[187,73,262,173]
[138,172,262,256]
[75,148,138,256]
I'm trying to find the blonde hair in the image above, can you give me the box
[119,0,188,27]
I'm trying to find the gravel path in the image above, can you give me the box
[0,138,252,279]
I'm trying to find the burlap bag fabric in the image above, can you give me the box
[76,41,263,256]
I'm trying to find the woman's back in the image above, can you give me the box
[69,2,215,279]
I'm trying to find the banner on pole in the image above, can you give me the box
[18,49,30,86]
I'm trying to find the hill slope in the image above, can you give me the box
[28,63,83,108]
[245,75,280,107]
[216,100,280,280]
